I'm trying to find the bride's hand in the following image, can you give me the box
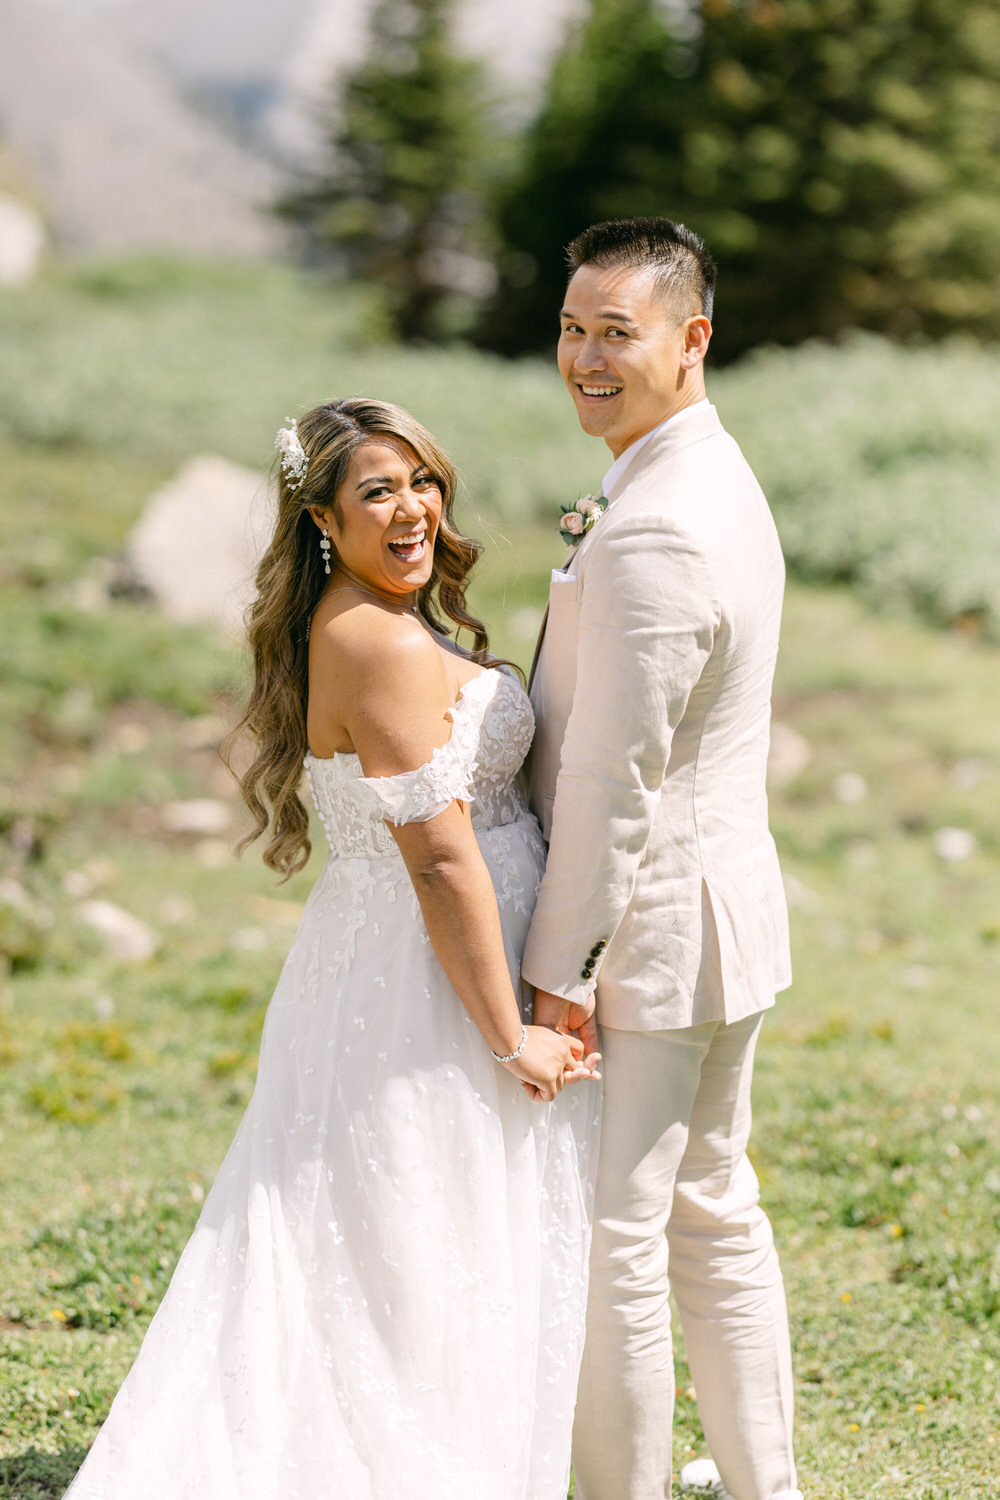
[533,988,600,1057]
[502,1025,587,1102]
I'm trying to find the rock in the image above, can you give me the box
[108,721,151,755]
[932,826,977,863]
[196,839,232,868]
[161,798,231,836]
[177,715,227,751]
[51,763,83,794]
[77,899,158,962]
[66,560,115,614]
[61,857,116,898]
[229,926,270,952]
[950,758,983,790]
[0,877,51,966]
[0,192,44,286]
[127,456,274,636]
[832,771,868,805]
[158,895,196,925]
[767,722,811,786]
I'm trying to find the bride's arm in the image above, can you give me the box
[309,605,590,1101]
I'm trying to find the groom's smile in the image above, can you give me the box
[558,263,710,459]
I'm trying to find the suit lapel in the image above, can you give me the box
[527,607,548,690]
[528,406,722,689]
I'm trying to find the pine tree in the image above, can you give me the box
[479,0,1000,362]
[475,0,676,355]
[279,0,495,342]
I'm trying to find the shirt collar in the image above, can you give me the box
[601,398,711,500]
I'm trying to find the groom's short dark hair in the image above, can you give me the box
[565,217,717,322]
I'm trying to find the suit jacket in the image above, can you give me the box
[521,402,792,1031]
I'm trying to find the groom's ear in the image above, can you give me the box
[680,316,712,368]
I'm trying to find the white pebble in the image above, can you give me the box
[932,826,977,863]
[162,799,231,836]
[832,771,868,804]
[77,900,158,963]
[158,895,196,925]
[767,722,811,785]
[229,926,269,952]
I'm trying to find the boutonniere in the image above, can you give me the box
[558,493,608,546]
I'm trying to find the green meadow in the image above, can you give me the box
[1,262,998,1498]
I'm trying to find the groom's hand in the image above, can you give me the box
[533,989,601,1077]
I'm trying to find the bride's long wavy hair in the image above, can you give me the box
[224,398,493,881]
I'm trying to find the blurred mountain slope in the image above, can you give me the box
[0,0,285,257]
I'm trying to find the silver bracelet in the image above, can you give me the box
[491,1025,528,1064]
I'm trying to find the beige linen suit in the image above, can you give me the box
[522,402,799,1500]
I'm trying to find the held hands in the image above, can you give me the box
[532,989,601,1074]
[501,1025,600,1102]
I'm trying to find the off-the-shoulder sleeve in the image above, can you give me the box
[356,705,479,826]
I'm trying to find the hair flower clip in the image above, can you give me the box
[558,493,607,546]
[275,418,309,490]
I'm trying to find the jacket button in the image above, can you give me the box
[580,968,592,980]
[589,944,603,958]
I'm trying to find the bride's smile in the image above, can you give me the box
[313,440,443,605]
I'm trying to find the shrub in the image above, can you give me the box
[0,263,997,632]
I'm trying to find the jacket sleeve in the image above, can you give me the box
[520,514,719,1002]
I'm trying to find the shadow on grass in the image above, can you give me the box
[0,1446,89,1500]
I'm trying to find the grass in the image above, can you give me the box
[1,259,999,1496]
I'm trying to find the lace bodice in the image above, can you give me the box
[305,668,534,860]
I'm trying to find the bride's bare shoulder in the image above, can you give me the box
[311,601,451,711]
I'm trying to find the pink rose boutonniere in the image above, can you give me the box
[558,493,608,547]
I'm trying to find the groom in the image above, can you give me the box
[522,217,802,1500]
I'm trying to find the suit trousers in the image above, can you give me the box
[572,1014,797,1500]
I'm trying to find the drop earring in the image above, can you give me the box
[320,529,332,575]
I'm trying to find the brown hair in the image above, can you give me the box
[224,398,492,880]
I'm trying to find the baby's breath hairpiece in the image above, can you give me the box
[274,418,309,491]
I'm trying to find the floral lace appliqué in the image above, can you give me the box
[304,670,534,860]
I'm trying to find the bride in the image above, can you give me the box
[63,398,601,1500]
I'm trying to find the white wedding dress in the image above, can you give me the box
[64,667,600,1500]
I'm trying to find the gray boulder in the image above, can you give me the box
[127,456,274,636]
